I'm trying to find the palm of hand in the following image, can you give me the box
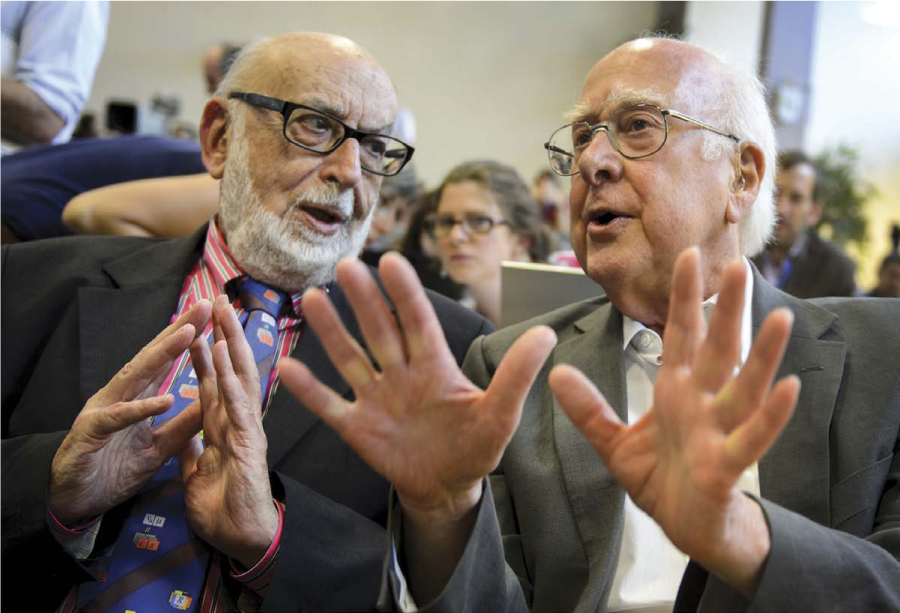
[278,255,557,520]
[342,354,513,513]
[601,371,745,555]
[551,251,800,565]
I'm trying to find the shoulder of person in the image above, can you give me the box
[479,295,612,357]
[807,231,856,271]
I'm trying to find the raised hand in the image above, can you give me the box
[549,248,800,594]
[48,300,211,526]
[277,253,557,522]
[180,295,278,569]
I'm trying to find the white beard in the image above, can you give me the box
[217,131,373,293]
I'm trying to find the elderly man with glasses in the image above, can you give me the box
[280,37,900,612]
[1,32,490,612]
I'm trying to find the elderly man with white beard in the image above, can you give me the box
[0,33,490,613]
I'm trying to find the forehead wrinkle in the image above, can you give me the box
[566,87,673,124]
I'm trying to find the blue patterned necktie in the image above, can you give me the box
[75,278,286,613]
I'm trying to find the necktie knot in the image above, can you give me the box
[235,276,287,318]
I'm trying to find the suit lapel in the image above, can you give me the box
[552,302,627,611]
[78,231,205,405]
[751,267,845,526]
[264,282,362,469]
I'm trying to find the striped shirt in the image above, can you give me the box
[52,219,304,612]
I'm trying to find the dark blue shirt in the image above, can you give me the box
[1,135,206,241]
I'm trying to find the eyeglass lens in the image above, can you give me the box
[429,214,499,237]
[546,105,668,174]
[285,107,409,175]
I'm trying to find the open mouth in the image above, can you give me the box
[589,209,631,226]
[300,204,345,224]
[298,204,346,236]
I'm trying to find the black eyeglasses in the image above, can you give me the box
[228,92,415,177]
[544,104,740,176]
[424,213,508,238]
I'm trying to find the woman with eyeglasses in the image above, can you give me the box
[426,160,552,327]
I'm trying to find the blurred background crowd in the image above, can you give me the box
[2,1,898,327]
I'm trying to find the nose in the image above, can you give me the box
[446,219,470,244]
[576,127,624,187]
[320,138,363,189]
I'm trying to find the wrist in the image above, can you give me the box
[399,480,483,528]
[232,501,280,569]
[700,494,771,597]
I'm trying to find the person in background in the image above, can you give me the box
[1,135,207,242]
[202,41,243,95]
[1,1,109,153]
[532,168,571,246]
[394,189,465,301]
[868,224,900,298]
[752,151,856,298]
[427,160,552,326]
[365,163,419,251]
[63,172,219,237]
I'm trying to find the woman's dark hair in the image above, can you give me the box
[435,160,552,262]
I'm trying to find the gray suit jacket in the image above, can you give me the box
[385,268,900,612]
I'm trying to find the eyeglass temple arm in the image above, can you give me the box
[665,110,740,143]
[228,92,286,113]
[544,142,573,156]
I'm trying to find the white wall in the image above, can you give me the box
[683,1,765,72]
[805,1,900,287]
[86,1,658,187]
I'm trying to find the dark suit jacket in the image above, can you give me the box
[0,228,491,612]
[384,267,900,612]
[752,230,856,299]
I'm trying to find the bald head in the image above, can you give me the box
[216,33,396,118]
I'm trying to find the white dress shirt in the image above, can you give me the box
[607,258,759,613]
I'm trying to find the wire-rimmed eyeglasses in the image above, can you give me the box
[544,104,740,176]
[228,92,415,177]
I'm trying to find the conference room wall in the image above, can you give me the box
[85,1,657,187]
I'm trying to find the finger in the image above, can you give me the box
[212,294,228,344]
[725,375,799,471]
[662,247,705,368]
[211,339,259,432]
[302,288,379,391]
[694,260,746,391]
[336,258,406,372]
[716,308,793,431]
[484,326,557,430]
[278,357,353,432]
[154,400,203,460]
[214,296,259,385]
[98,323,196,405]
[549,364,625,461]
[178,433,204,484]
[90,394,175,437]
[379,252,456,363]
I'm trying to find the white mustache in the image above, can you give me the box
[291,183,355,220]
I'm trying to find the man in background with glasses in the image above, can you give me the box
[280,37,900,613]
[1,32,489,612]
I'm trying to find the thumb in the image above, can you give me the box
[549,364,625,460]
[484,326,557,425]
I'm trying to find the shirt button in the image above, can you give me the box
[639,333,651,348]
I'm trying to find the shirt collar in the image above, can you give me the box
[203,218,305,319]
[621,257,754,366]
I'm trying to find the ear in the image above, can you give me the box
[807,201,823,225]
[200,98,230,180]
[725,141,765,226]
